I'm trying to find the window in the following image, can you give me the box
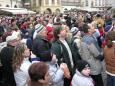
[14,5,17,8]
[57,0,60,5]
[95,0,97,6]
[91,1,93,7]
[85,0,88,6]
[52,0,55,4]
[6,4,10,7]
[45,0,49,5]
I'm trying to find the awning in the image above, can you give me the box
[0,8,36,15]
[79,7,103,12]
[28,10,36,14]
[1,9,28,14]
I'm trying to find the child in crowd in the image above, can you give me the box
[71,60,94,86]
[28,62,49,86]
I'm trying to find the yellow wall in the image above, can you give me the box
[31,0,62,13]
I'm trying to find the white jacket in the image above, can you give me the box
[47,62,64,86]
[14,58,31,86]
[72,69,94,86]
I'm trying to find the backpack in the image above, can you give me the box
[71,37,81,63]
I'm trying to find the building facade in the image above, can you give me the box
[30,0,62,14]
[92,0,111,10]
[110,0,115,8]
[80,0,112,10]
[61,0,82,11]
[61,0,81,6]
[0,0,22,8]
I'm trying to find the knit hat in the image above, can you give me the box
[71,27,79,36]
[35,24,44,33]
[6,34,18,43]
[33,24,44,39]
[46,26,53,41]
[76,60,90,72]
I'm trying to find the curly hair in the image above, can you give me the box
[12,43,27,72]
[106,31,115,48]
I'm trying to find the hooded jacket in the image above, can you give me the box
[72,69,94,86]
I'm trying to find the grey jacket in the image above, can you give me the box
[79,42,102,75]
[72,69,94,86]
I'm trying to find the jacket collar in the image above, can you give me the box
[112,41,115,43]
[37,35,49,42]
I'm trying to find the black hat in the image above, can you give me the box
[76,60,90,72]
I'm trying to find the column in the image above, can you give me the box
[55,0,57,6]
[43,0,46,6]
[36,0,38,7]
[31,0,33,7]
[88,0,91,7]
[101,0,103,6]
[49,0,52,6]
[60,0,61,6]
[102,0,105,6]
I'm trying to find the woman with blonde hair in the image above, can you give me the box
[12,43,31,86]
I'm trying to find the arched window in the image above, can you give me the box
[6,4,10,7]
[46,8,52,14]
[55,8,60,14]
[14,5,17,8]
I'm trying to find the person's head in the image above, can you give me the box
[35,24,47,38]
[88,23,96,33]
[53,26,67,41]
[28,62,49,85]
[82,23,95,35]
[11,18,16,25]
[71,27,81,37]
[11,25,19,31]
[42,20,48,26]
[105,31,115,48]
[96,14,102,18]
[48,18,53,24]
[76,60,90,76]
[12,43,30,72]
[6,34,20,47]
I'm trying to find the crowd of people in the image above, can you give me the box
[0,11,115,86]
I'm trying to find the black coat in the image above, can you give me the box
[32,36,52,62]
[51,39,81,74]
[0,45,16,86]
